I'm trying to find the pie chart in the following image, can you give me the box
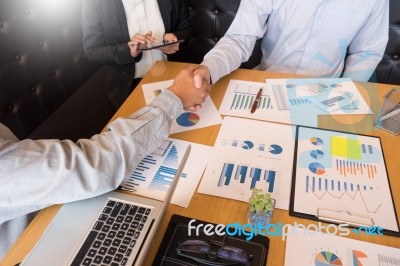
[242,140,254,150]
[310,137,323,146]
[176,112,200,127]
[269,144,283,154]
[310,149,324,159]
[309,162,325,175]
[315,251,343,266]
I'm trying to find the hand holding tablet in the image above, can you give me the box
[138,39,184,50]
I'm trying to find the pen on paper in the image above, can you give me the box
[251,88,263,113]
[379,105,400,122]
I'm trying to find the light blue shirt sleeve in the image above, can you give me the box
[202,0,389,83]
[342,0,389,81]
[0,90,182,224]
[0,90,182,258]
[203,0,271,83]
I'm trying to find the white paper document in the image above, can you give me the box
[142,80,222,133]
[285,228,400,266]
[219,78,372,128]
[197,116,296,210]
[120,138,210,208]
[292,126,399,232]
[219,79,318,127]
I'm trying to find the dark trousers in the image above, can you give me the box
[105,68,141,110]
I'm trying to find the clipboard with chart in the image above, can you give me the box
[289,126,400,236]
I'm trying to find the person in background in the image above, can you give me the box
[192,0,389,88]
[0,67,209,259]
[82,0,193,109]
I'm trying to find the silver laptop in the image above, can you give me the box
[21,145,191,266]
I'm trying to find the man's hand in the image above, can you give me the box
[159,33,179,55]
[128,31,156,57]
[193,65,211,89]
[168,66,211,111]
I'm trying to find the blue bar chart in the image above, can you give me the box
[218,163,276,193]
[148,145,179,191]
[229,85,272,111]
[122,140,185,192]
[305,175,374,193]
[198,116,295,210]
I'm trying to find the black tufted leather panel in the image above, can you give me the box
[375,0,400,85]
[173,0,262,69]
[0,0,114,140]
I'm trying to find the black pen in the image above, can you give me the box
[251,88,263,113]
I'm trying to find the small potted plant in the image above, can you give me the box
[248,188,276,226]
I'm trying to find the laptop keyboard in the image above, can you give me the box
[70,198,153,266]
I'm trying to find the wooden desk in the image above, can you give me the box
[3,61,400,266]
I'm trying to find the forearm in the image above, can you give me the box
[342,52,385,81]
[83,43,136,66]
[202,35,257,84]
[342,0,389,81]
[201,0,268,83]
[0,91,182,223]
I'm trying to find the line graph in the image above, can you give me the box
[305,176,381,213]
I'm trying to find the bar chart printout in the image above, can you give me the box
[219,80,279,120]
[285,228,400,266]
[120,138,210,207]
[198,117,296,210]
[218,163,276,193]
[120,139,178,191]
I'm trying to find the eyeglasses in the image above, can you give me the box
[176,239,253,266]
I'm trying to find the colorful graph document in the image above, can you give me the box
[142,80,222,134]
[268,78,372,115]
[120,138,210,208]
[290,126,399,235]
[285,228,400,266]
[197,116,296,210]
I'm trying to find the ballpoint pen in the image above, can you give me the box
[251,88,263,113]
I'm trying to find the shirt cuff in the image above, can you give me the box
[149,90,183,120]
[202,61,218,85]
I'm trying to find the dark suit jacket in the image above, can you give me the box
[82,0,193,73]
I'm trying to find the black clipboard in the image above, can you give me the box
[289,125,400,237]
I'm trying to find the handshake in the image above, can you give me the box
[167,65,212,112]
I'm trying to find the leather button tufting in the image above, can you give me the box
[214,9,219,14]
[394,54,399,60]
